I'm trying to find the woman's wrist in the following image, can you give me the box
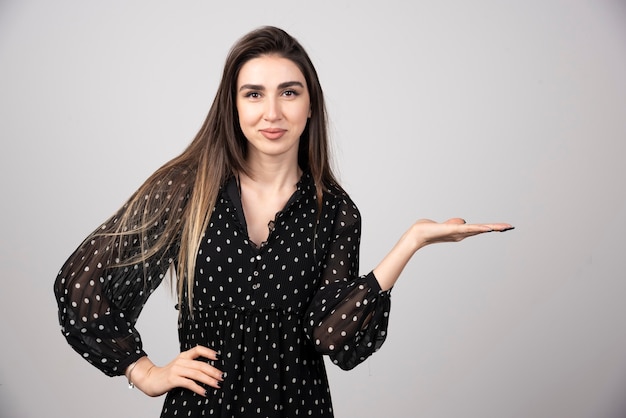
[373,227,422,291]
[408,222,428,251]
[126,360,140,388]
[125,356,152,390]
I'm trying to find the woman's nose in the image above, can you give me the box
[263,98,282,122]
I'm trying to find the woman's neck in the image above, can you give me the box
[237,160,302,247]
[242,159,302,191]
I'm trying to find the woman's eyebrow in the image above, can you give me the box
[278,81,305,89]
[239,81,305,92]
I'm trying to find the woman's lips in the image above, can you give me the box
[260,128,287,140]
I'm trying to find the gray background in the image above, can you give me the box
[1,1,625,417]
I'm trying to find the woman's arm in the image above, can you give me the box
[304,196,391,370]
[53,221,175,376]
[305,196,513,370]
[53,168,192,376]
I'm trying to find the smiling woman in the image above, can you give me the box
[53,25,512,418]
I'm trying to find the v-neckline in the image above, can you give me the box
[225,172,306,251]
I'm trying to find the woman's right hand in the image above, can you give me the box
[128,346,223,397]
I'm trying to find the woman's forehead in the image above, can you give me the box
[237,56,306,88]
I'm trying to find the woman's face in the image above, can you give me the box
[236,55,311,165]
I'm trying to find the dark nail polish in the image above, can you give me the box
[204,390,209,397]
[216,381,221,388]
[215,353,221,360]
[221,372,226,380]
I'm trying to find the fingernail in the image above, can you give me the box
[216,381,221,388]
[221,372,226,380]
[204,390,209,397]
[215,352,221,360]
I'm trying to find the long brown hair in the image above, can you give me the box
[97,26,339,310]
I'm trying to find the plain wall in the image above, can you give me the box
[1,1,625,417]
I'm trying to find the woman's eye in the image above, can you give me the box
[245,92,261,99]
[283,90,298,97]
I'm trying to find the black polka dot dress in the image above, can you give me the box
[55,172,392,417]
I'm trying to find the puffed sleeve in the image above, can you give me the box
[53,170,188,377]
[304,194,392,370]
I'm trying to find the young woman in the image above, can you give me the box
[54,26,512,417]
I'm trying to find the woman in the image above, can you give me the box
[54,26,512,417]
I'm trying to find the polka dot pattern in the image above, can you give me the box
[55,172,391,417]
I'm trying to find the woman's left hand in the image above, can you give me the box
[409,218,514,249]
[373,218,514,291]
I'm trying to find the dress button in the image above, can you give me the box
[256,255,262,261]
[253,271,259,277]
[252,283,260,290]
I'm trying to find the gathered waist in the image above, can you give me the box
[175,301,315,355]
[176,302,306,317]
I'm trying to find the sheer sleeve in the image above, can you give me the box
[304,195,392,371]
[53,170,188,377]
